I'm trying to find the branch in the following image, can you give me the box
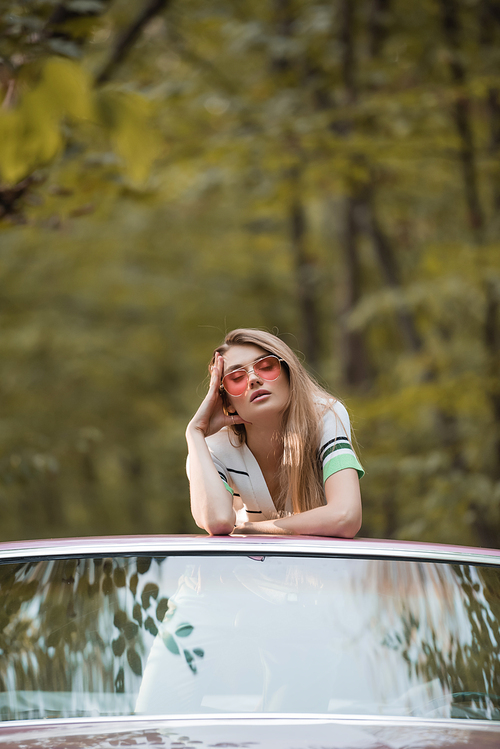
[96,0,172,85]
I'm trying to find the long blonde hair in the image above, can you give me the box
[211,328,339,515]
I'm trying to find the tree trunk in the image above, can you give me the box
[341,194,372,385]
[336,0,372,386]
[484,281,500,481]
[340,0,357,102]
[479,0,500,212]
[439,0,485,234]
[487,88,500,212]
[271,0,322,367]
[357,187,422,353]
[289,173,321,368]
[368,0,391,58]
[341,1,422,360]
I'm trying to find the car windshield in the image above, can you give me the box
[1,553,499,722]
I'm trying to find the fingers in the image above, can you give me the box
[209,352,223,391]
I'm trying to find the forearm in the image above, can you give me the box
[186,427,236,535]
[233,497,361,538]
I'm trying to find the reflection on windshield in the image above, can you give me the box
[0,554,499,721]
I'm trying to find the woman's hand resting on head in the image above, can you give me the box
[186,352,249,439]
[186,352,248,535]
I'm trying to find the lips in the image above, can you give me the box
[250,389,271,402]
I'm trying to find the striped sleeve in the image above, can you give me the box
[185,452,234,496]
[320,403,364,481]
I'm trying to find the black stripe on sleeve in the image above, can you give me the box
[227,468,250,476]
[218,470,229,483]
[319,437,350,460]
[246,510,263,514]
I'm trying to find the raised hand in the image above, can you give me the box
[186,352,249,438]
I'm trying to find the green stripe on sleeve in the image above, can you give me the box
[322,442,351,460]
[222,480,234,496]
[323,454,364,481]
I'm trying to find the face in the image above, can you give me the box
[222,344,290,421]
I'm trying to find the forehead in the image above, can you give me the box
[223,344,269,371]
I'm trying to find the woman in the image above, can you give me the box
[186,328,363,537]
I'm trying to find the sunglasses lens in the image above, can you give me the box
[223,370,248,396]
[254,356,281,380]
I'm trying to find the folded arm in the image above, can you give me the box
[232,468,362,538]
[186,427,236,535]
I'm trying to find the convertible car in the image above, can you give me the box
[0,534,499,748]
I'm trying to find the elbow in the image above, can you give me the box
[206,519,234,536]
[338,513,362,539]
[191,492,235,536]
[331,508,362,539]
[199,508,235,536]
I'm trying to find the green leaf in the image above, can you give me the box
[141,582,159,609]
[129,573,138,596]
[123,621,139,640]
[127,647,142,676]
[113,567,126,587]
[113,610,127,630]
[162,631,180,655]
[193,648,204,658]
[156,597,169,622]
[137,557,152,575]
[175,623,194,638]
[144,616,159,637]
[112,634,126,657]
[133,602,143,626]
[184,649,197,674]
[101,575,113,595]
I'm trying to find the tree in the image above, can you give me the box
[0,0,499,547]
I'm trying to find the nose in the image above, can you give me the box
[247,366,262,387]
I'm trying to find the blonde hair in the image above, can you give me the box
[211,328,341,516]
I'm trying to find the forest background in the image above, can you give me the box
[0,0,499,547]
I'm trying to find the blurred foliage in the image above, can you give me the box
[0,555,203,718]
[376,560,500,719]
[0,0,499,545]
